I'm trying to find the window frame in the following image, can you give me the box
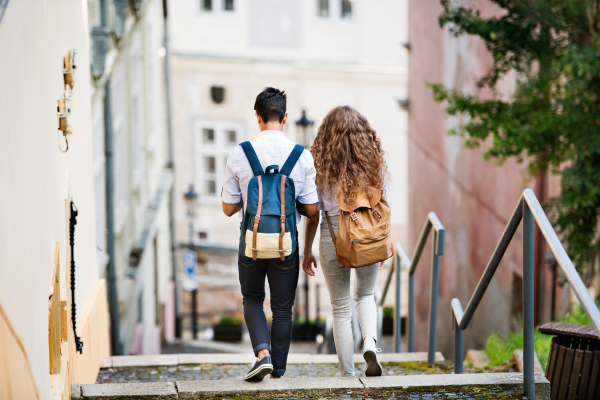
[193,119,243,203]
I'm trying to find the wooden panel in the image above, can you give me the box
[558,347,575,399]
[49,242,61,374]
[578,350,594,400]
[547,338,558,382]
[0,301,39,400]
[567,349,584,400]
[586,350,600,400]
[552,344,567,400]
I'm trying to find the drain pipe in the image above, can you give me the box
[162,0,182,337]
[101,0,122,355]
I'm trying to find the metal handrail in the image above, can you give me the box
[451,189,600,400]
[380,212,445,364]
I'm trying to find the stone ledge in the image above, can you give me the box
[103,352,445,368]
[81,382,178,399]
[111,355,179,368]
[176,377,363,399]
[360,372,550,399]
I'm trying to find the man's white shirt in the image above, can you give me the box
[221,130,319,221]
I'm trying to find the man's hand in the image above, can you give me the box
[222,202,243,217]
[302,252,318,277]
[297,201,318,219]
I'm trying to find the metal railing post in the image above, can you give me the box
[427,231,440,364]
[522,200,535,399]
[395,254,402,353]
[453,314,463,374]
[408,273,415,352]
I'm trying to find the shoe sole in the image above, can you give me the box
[245,364,274,382]
[363,351,383,376]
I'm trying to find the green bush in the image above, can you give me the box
[383,306,394,319]
[485,301,600,370]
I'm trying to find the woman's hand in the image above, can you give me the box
[379,261,385,270]
[303,252,318,276]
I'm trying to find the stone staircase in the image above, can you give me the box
[73,353,551,399]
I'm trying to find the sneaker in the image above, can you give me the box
[363,337,383,377]
[245,356,273,382]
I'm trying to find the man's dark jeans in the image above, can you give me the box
[238,250,299,376]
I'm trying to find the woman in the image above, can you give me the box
[302,105,388,377]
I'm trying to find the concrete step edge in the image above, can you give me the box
[72,373,550,399]
[102,351,445,368]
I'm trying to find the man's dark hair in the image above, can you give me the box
[254,87,287,123]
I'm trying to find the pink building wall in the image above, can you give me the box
[407,0,564,359]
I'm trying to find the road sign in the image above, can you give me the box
[182,249,198,291]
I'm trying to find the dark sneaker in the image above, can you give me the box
[363,345,383,377]
[245,356,273,381]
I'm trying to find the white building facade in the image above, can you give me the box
[169,0,409,327]
[89,0,176,355]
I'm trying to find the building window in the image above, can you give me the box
[317,0,329,17]
[223,0,234,11]
[203,128,215,144]
[225,129,237,144]
[194,121,243,199]
[341,0,352,18]
[201,0,212,11]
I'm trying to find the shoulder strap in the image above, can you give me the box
[325,211,336,240]
[240,141,263,177]
[280,144,305,176]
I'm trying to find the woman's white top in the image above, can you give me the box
[317,179,388,219]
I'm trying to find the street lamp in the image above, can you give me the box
[184,184,198,242]
[295,110,314,148]
[183,184,199,339]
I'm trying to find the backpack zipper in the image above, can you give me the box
[348,231,390,251]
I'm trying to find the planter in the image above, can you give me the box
[213,325,243,342]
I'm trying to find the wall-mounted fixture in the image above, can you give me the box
[57,93,73,152]
[397,99,410,111]
[113,0,129,40]
[90,27,111,79]
[211,86,225,104]
[402,42,411,51]
[63,50,77,90]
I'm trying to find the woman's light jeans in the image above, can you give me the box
[320,215,379,377]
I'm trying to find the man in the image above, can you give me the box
[221,87,318,381]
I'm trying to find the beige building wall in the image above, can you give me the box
[0,0,109,398]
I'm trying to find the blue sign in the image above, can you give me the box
[182,249,197,291]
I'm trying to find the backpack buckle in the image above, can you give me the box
[372,209,381,219]
[350,212,358,221]
[280,215,285,222]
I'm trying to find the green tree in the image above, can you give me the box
[430,0,600,271]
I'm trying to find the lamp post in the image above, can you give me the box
[183,184,198,339]
[295,110,314,148]
[295,110,314,338]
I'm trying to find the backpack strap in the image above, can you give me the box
[325,211,336,240]
[279,175,286,261]
[240,141,264,177]
[368,193,381,222]
[280,144,305,176]
[251,175,263,260]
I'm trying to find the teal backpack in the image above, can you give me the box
[239,141,304,260]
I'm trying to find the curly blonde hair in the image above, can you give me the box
[311,106,388,203]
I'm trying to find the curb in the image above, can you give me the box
[101,352,445,368]
[73,373,550,399]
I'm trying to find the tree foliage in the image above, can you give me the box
[431,0,600,270]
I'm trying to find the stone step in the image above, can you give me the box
[102,352,446,368]
[73,373,550,400]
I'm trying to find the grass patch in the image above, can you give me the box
[485,301,600,370]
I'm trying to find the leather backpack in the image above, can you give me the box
[325,187,394,268]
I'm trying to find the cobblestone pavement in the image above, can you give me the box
[207,390,524,400]
[96,362,453,384]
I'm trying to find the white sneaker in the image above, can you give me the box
[362,337,383,376]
